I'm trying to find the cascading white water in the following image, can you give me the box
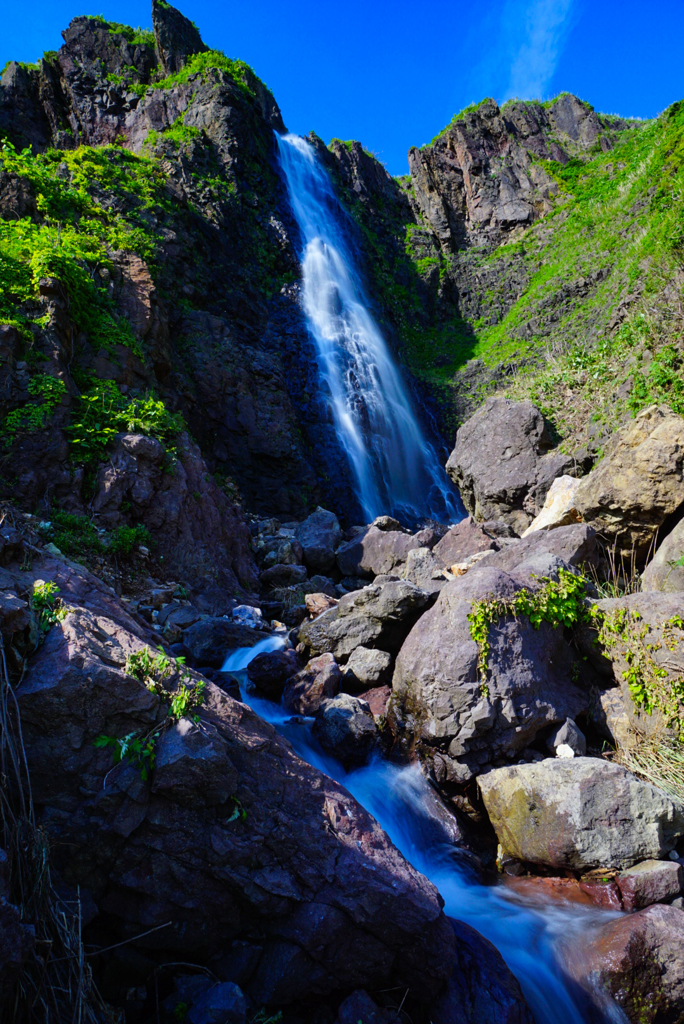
[223,638,627,1024]
[276,132,462,525]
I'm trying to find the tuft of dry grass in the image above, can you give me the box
[614,740,684,803]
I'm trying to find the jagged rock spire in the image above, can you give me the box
[152,0,208,75]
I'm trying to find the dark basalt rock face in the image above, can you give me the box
[152,0,207,75]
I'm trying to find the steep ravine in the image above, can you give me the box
[2,3,684,1024]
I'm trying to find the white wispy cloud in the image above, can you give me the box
[503,0,576,100]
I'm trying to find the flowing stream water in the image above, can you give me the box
[275,132,461,525]
[223,637,626,1024]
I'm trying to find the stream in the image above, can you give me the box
[224,637,627,1024]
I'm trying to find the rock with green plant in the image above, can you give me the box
[13,541,458,1010]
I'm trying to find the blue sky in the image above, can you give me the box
[3,0,683,174]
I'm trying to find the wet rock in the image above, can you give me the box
[282,653,340,714]
[567,904,684,1024]
[186,981,247,1024]
[446,398,574,535]
[183,618,268,668]
[299,579,430,662]
[478,758,684,871]
[432,919,535,1024]
[313,694,379,768]
[574,404,684,562]
[504,875,595,908]
[616,860,683,912]
[391,562,588,781]
[546,718,586,757]
[247,649,300,700]
[295,508,342,573]
[642,518,684,592]
[336,525,438,578]
[260,563,308,589]
[341,646,393,692]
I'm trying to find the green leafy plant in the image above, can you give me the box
[468,569,590,693]
[31,579,67,631]
[93,731,158,781]
[3,375,66,437]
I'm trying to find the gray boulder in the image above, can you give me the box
[478,758,684,870]
[616,859,683,912]
[432,517,501,566]
[391,563,588,782]
[474,523,598,573]
[400,547,447,596]
[341,646,393,692]
[446,398,574,535]
[299,580,430,662]
[642,518,684,592]
[336,525,439,579]
[282,653,341,714]
[313,694,379,768]
[295,508,342,573]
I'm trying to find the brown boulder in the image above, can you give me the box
[566,904,684,1024]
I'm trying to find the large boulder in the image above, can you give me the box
[522,475,582,535]
[246,648,300,700]
[574,404,684,561]
[478,758,684,871]
[391,559,589,782]
[432,921,535,1024]
[298,580,430,662]
[566,904,684,1024]
[295,508,342,573]
[474,522,598,573]
[432,517,501,565]
[446,398,574,535]
[642,518,684,592]
[336,524,439,579]
[15,550,456,1007]
[399,547,447,596]
[341,647,393,692]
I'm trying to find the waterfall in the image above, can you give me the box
[224,637,627,1024]
[275,132,462,525]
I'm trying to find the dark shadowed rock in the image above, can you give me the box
[152,0,208,76]
[336,990,400,1024]
[432,920,535,1024]
[247,648,300,700]
[186,981,247,1024]
[313,694,379,768]
[16,569,456,1007]
[260,563,308,588]
[446,398,574,534]
[478,758,684,871]
[282,653,340,714]
[295,508,342,573]
[183,618,268,667]
[299,580,430,662]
